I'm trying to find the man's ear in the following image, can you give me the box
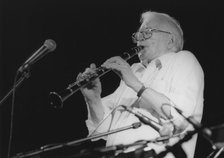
[167,35,175,50]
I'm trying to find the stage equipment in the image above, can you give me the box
[0,39,56,107]
[206,123,224,158]
[13,122,142,158]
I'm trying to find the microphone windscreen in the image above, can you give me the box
[44,39,56,52]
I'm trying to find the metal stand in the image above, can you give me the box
[206,123,224,158]
[207,147,224,158]
[0,70,30,107]
[13,122,142,158]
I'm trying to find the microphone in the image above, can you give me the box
[121,105,161,132]
[19,39,56,72]
[188,116,212,140]
[172,106,212,143]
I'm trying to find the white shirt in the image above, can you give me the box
[85,51,204,158]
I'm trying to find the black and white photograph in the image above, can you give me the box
[0,0,224,158]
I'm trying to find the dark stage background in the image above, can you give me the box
[0,0,224,158]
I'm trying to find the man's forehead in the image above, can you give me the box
[140,17,172,33]
[139,20,159,30]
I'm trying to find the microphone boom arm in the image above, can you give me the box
[13,122,142,158]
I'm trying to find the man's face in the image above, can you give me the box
[136,20,171,66]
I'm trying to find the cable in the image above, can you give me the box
[88,105,122,137]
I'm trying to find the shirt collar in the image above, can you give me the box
[144,52,176,70]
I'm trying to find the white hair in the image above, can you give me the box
[140,11,184,51]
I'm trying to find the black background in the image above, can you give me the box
[0,0,224,157]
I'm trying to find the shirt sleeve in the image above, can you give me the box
[167,51,204,131]
[85,81,124,136]
[85,63,142,135]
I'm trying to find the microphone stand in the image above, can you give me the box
[0,69,30,107]
[155,106,213,158]
[6,68,32,158]
[13,122,142,158]
[206,123,224,158]
[207,147,224,158]
[154,130,194,158]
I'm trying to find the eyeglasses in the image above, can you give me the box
[132,27,172,43]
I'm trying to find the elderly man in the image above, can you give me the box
[78,11,204,158]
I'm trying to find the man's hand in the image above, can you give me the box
[159,122,174,137]
[102,56,142,91]
[77,63,102,101]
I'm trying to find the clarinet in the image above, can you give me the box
[49,46,144,109]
